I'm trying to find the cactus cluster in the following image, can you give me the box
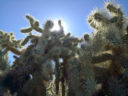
[0,1,128,96]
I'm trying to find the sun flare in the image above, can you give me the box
[51,19,67,32]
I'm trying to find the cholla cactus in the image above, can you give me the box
[21,14,43,33]
[88,2,126,47]
[1,1,128,96]
[0,11,96,96]
[87,2,128,96]
[11,14,96,96]
[0,31,23,55]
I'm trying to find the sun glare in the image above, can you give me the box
[51,19,67,32]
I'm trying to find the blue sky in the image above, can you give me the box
[0,0,128,63]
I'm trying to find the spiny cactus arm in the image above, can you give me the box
[20,15,33,33]
[92,53,112,64]
[42,20,54,37]
[83,34,90,41]
[87,9,109,30]
[0,31,23,55]
[33,20,44,32]
[26,14,35,27]
[21,15,43,34]
[105,2,126,30]
[105,2,123,17]
[21,36,31,46]
[44,20,54,30]
[20,27,33,33]
[20,33,39,46]
[5,44,22,55]
[58,20,64,33]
